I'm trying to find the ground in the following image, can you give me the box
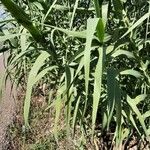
[0,53,16,149]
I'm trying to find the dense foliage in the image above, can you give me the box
[1,0,150,149]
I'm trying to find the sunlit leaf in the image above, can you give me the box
[92,47,104,135]
[120,69,142,78]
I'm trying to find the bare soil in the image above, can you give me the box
[0,54,16,149]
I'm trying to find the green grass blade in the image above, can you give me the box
[24,51,50,127]
[102,3,108,28]
[65,65,72,136]
[123,109,141,135]
[93,0,101,17]
[72,95,81,133]
[54,97,62,141]
[142,110,150,119]
[111,50,135,58]
[53,84,65,140]
[115,81,122,148]
[83,18,99,116]
[127,95,148,137]
[134,94,147,105]
[120,69,142,78]
[34,66,57,83]
[92,47,104,135]
[96,18,105,43]
[106,67,117,130]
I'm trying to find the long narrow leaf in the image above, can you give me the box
[120,69,142,78]
[24,51,50,127]
[83,18,99,116]
[107,67,117,130]
[127,95,148,137]
[92,47,104,135]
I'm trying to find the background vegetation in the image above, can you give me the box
[1,0,150,149]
